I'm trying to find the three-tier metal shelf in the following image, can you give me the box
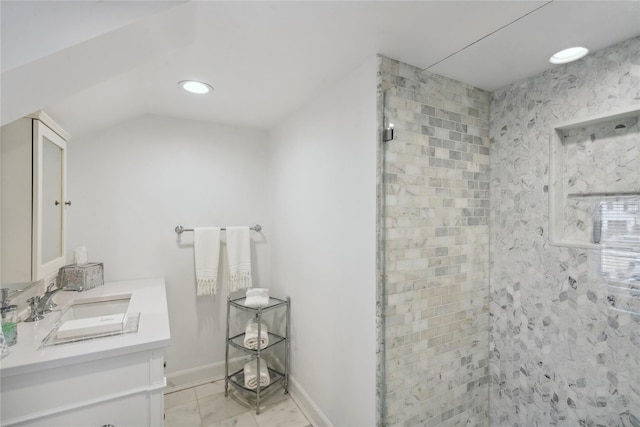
[224,295,290,414]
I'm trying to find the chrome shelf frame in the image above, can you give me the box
[224,295,290,415]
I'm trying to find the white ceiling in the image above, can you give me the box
[1,1,639,136]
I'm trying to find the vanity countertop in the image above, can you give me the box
[0,277,171,378]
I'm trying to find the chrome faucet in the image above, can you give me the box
[26,296,45,322]
[38,283,63,314]
[25,283,64,322]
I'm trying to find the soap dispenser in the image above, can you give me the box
[1,288,18,346]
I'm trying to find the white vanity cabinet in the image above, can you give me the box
[0,278,171,427]
[1,111,69,283]
[1,349,165,427]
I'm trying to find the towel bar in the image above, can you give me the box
[175,225,262,235]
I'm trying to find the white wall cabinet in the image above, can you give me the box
[1,111,69,283]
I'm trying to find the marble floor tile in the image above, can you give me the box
[204,411,259,427]
[165,387,198,409]
[164,380,310,427]
[164,400,201,427]
[253,397,311,427]
[199,391,250,425]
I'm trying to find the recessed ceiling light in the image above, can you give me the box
[549,47,589,64]
[179,80,213,94]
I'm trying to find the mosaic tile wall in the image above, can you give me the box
[379,56,491,426]
[489,37,640,426]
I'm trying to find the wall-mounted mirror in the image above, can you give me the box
[38,128,66,269]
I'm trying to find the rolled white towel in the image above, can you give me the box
[243,359,270,390]
[245,288,269,308]
[244,320,269,350]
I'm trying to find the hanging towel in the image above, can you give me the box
[243,359,271,389]
[226,226,252,292]
[244,319,269,350]
[194,227,221,296]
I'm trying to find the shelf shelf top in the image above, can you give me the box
[567,191,640,198]
[229,296,289,311]
[227,367,285,395]
[553,105,639,131]
[228,332,286,354]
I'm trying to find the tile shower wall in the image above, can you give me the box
[489,37,640,426]
[379,56,491,426]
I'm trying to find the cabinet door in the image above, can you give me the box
[32,120,67,280]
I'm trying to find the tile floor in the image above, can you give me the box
[164,379,312,427]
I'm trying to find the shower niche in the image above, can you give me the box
[549,105,640,248]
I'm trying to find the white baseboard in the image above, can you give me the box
[288,376,333,427]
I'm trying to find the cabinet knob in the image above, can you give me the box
[54,200,60,206]
[65,201,72,206]
[101,425,115,427]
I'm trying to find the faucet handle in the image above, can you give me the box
[41,285,61,313]
[25,296,44,322]
[1,288,9,308]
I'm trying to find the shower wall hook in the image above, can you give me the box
[383,124,395,142]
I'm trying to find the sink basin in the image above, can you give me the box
[60,294,131,321]
[55,294,132,339]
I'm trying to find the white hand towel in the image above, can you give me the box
[244,320,269,350]
[226,226,252,292]
[194,227,221,296]
[245,288,270,308]
[243,359,271,390]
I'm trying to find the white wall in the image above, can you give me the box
[66,55,379,423]
[269,56,378,426]
[67,115,271,376]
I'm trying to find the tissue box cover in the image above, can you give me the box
[58,263,104,292]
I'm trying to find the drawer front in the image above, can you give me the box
[16,392,153,427]
[1,350,165,425]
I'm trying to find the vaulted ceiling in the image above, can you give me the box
[2,1,639,136]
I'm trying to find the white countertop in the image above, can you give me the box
[0,277,171,378]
